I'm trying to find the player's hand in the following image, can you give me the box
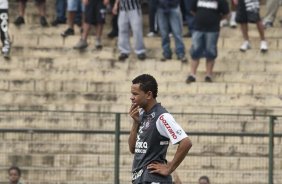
[129,103,139,123]
[103,0,109,6]
[147,162,171,176]
[83,0,89,5]
[232,0,238,5]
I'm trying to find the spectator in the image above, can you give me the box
[199,175,210,184]
[235,0,268,52]
[8,166,23,184]
[0,0,11,58]
[147,0,158,37]
[14,0,48,27]
[61,0,83,37]
[51,0,67,26]
[73,0,108,50]
[157,0,188,62]
[263,0,280,29]
[186,0,229,83]
[113,0,146,61]
[107,0,118,38]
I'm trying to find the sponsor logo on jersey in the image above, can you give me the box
[176,130,182,135]
[197,0,218,9]
[132,169,143,180]
[159,115,177,139]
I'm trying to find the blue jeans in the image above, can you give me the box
[182,0,195,33]
[148,0,158,32]
[190,31,219,60]
[55,0,67,22]
[157,6,185,58]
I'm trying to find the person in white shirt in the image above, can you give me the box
[0,0,10,58]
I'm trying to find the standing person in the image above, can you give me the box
[129,74,192,184]
[157,0,188,62]
[263,0,280,29]
[186,0,229,83]
[8,166,23,184]
[112,0,146,61]
[0,0,11,58]
[235,0,268,52]
[107,0,118,38]
[147,0,158,37]
[199,176,210,184]
[14,0,48,27]
[73,0,108,50]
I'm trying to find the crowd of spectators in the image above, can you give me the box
[1,0,280,82]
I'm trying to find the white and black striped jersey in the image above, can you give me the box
[119,0,142,11]
[0,0,8,9]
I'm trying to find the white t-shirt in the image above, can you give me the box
[0,0,8,9]
[156,113,188,145]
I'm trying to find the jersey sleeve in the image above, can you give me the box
[156,113,188,145]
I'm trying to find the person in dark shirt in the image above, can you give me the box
[186,0,229,83]
[129,74,192,183]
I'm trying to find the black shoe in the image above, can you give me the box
[186,75,196,84]
[14,16,25,26]
[177,55,188,63]
[61,28,75,37]
[51,19,66,26]
[118,53,129,61]
[205,76,212,83]
[107,31,118,38]
[40,16,48,27]
[160,56,172,62]
[137,53,146,61]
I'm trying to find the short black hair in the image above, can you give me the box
[8,166,21,176]
[199,176,210,183]
[132,74,158,98]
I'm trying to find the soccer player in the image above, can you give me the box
[0,0,11,58]
[129,74,192,183]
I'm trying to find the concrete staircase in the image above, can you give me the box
[0,0,281,184]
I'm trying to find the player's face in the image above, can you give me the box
[9,169,20,183]
[130,84,148,109]
[199,179,209,184]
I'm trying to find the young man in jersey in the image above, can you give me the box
[129,74,192,184]
[0,0,11,58]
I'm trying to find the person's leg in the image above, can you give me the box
[129,9,146,59]
[169,6,186,62]
[118,11,131,57]
[256,20,268,52]
[183,0,194,36]
[52,0,67,25]
[14,0,26,25]
[148,0,158,35]
[0,9,11,58]
[157,8,172,60]
[229,0,237,28]
[36,0,48,26]
[263,0,279,27]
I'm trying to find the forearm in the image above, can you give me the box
[128,121,139,154]
[168,137,192,174]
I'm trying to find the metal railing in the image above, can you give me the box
[0,110,281,184]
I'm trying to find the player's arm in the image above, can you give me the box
[112,0,120,15]
[128,103,140,154]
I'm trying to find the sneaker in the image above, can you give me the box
[240,41,251,52]
[95,39,103,50]
[186,75,196,84]
[260,40,268,53]
[118,53,129,61]
[61,28,75,37]
[147,32,155,37]
[263,22,273,29]
[229,20,237,28]
[51,19,66,26]
[177,56,188,63]
[40,16,48,27]
[220,19,228,27]
[204,76,212,83]
[73,39,88,50]
[2,45,10,59]
[14,16,25,26]
[137,53,146,61]
[160,56,172,62]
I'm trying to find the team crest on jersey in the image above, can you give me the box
[176,130,182,135]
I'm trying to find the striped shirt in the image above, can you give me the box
[119,0,141,11]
